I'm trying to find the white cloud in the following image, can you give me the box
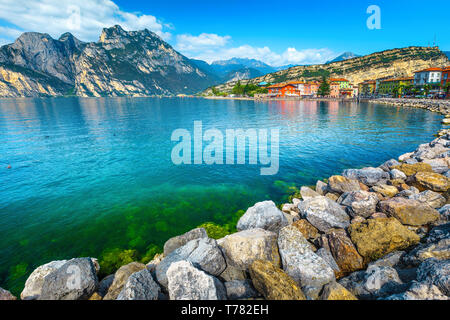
[176,33,231,51]
[179,41,335,67]
[0,0,172,42]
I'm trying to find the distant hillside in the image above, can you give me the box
[204,46,450,95]
[326,52,361,64]
[0,25,217,97]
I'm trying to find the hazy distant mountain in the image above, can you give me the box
[326,52,361,64]
[274,64,298,71]
[224,67,264,83]
[0,25,217,97]
[211,58,275,75]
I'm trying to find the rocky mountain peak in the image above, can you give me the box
[99,25,128,42]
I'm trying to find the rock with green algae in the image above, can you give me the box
[348,218,420,262]
[393,163,433,176]
[320,281,358,300]
[248,260,306,300]
[103,262,146,300]
[412,172,450,192]
[217,228,280,271]
[378,197,440,226]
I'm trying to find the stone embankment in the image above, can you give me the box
[367,98,450,116]
[1,102,450,301]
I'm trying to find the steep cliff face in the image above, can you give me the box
[206,47,450,94]
[0,25,215,97]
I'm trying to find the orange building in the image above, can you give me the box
[330,81,340,98]
[304,81,320,97]
[267,83,300,97]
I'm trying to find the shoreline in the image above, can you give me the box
[1,100,450,301]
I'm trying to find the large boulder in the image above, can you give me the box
[372,185,399,198]
[338,191,378,218]
[298,196,350,232]
[423,158,450,174]
[103,262,146,300]
[403,239,450,266]
[117,268,160,300]
[163,228,207,256]
[218,228,280,271]
[380,159,400,172]
[224,280,259,300]
[393,163,433,177]
[249,260,306,300]
[416,258,450,296]
[409,190,446,209]
[389,168,407,180]
[327,175,361,194]
[21,260,67,300]
[277,225,335,297]
[39,258,99,300]
[156,237,226,289]
[237,201,288,232]
[0,288,16,300]
[378,197,440,226]
[338,265,404,299]
[325,229,365,274]
[348,218,420,261]
[167,261,226,300]
[413,172,450,192]
[343,167,389,187]
[315,180,328,195]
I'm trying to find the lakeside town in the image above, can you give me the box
[205,66,450,100]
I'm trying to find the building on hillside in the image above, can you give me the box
[267,83,299,97]
[288,81,305,96]
[359,80,377,96]
[378,77,414,96]
[414,68,443,94]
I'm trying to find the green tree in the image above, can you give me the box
[232,81,244,95]
[317,76,330,96]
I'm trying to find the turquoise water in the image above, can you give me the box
[0,97,442,294]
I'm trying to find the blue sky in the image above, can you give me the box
[0,0,449,66]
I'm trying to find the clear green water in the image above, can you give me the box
[0,97,442,295]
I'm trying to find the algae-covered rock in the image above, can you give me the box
[413,172,450,192]
[103,262,146,300]
[218,228,280,271]
[327,175,361,194]
[378,197,440,226]
[320,281,358,300]
[249,260,306,300]
[348,218,420,261]
[393,163,433,176]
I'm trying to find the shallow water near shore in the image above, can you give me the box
[0,97,443,295]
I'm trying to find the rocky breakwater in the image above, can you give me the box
[368,98,450,116]
[3,136,450,300]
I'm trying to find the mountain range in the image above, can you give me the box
[326,52,361,64]
[0,25,216,97]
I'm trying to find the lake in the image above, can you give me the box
[0,97,442,294]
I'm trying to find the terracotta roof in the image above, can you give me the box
[381,77,414,82]
[414,67,443,73]
[329,78,349,82]
[267,83,295,89]
[442,66,450,72]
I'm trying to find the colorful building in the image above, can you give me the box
[330,81,340,98]
[329,78,351,90]
[267,83,299,97]
[414,67,442,87]
[303,81,320,97]
[359,80,376,96]
[378,77,414,96]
